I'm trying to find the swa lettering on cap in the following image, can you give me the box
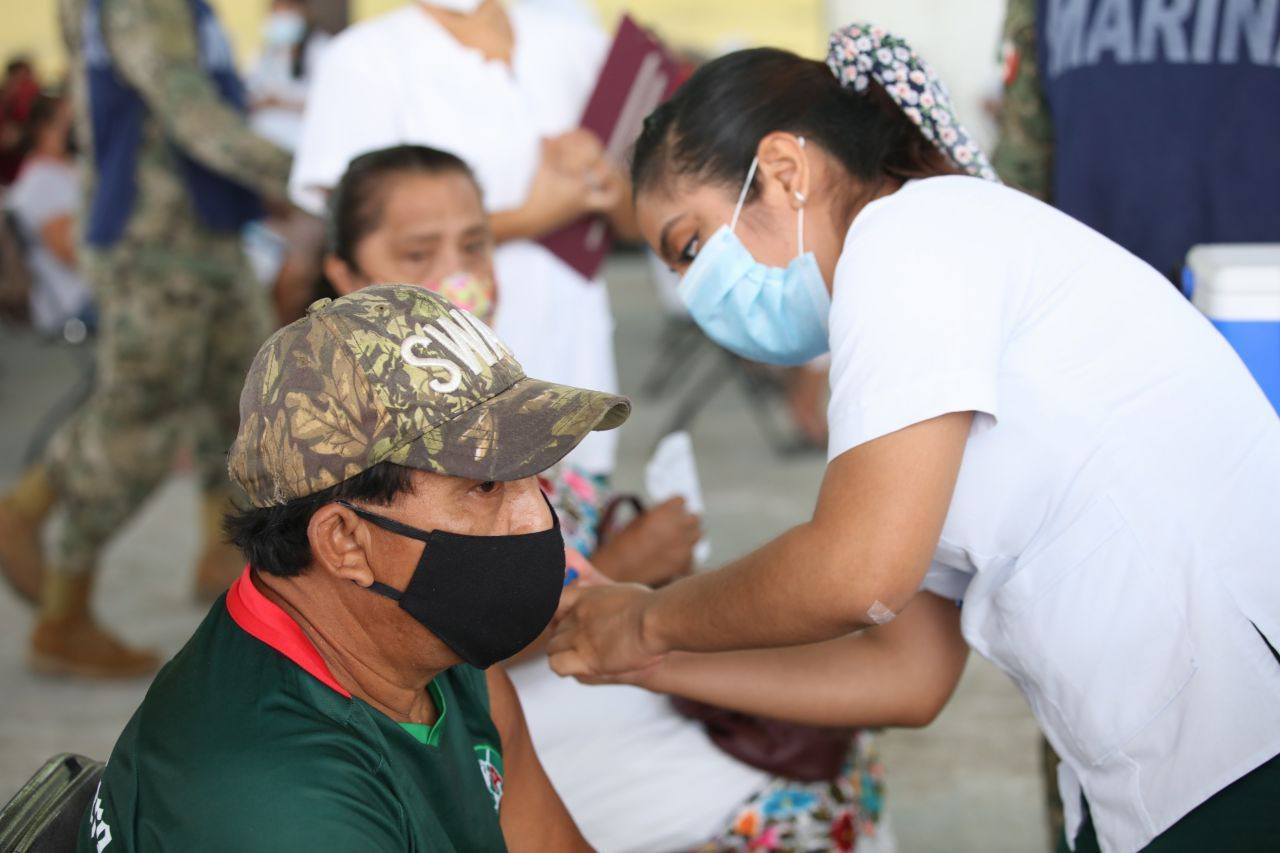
[400,308,513,393]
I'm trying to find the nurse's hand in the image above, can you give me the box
[548,583,666,678]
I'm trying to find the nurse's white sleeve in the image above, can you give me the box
[288,36,400,215]
[825,214,1008,460]
[920,561,973,601]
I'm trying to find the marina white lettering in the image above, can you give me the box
[1137,0,1193,61]
[1046,0,1280,74]
[1048,0,1091,75]
[1217,0,1278,63]
[1085,0,1136,63]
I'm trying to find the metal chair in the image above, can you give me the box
[0,754,105,853]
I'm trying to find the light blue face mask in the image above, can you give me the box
[263,12,306,48]
[678,138,832,366]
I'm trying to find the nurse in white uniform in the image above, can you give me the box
[550,25,1280,853]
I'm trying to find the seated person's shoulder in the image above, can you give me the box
[88,609,409,851]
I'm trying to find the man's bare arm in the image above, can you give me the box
[486,667,591,852]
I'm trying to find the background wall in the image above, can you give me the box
[0,1,1000,95]
[0,0,63,78]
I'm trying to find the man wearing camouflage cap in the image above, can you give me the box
[81,285,627,852]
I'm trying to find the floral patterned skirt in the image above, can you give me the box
[693,731,892,853]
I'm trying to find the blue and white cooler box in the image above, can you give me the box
[1184,245,1280,415]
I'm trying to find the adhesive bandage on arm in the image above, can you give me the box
[867,599,897,625]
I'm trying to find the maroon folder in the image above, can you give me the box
[539,15,683,281]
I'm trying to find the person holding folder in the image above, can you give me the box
[291,0,633,483]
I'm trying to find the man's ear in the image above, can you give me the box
[323,254,362,297]
[308,503,376,588]
[755,132,810,211]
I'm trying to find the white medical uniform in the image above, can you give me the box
[505,660,775,852]
[289,1,618,475]
[246,34,329,152]
[825,176,1280,853]
[6,158,93,334]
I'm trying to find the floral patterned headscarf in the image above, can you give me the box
[826,22,998,182]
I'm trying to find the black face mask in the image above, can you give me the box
[338,496,565,669]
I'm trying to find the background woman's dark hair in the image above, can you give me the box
[632,47,957,202]
[224,461,414,577]
[290,23,315,80]
[316,144,483,301]
[326,144,481,268]
[18,93,64,159]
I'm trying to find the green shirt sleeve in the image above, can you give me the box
[990,0,1055,201]
[80,737,409,852]
[175,743,409,852]
[185,784,407,852]
[98,0,291,203]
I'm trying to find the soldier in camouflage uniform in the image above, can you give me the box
[991,0,1054,203]
[0,0,291,677]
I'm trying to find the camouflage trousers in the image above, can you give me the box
[43,231,272,574]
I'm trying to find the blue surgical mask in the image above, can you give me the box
[263,12,306,47]
[678,138,832,366]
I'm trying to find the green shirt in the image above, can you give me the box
[80,571,508,852]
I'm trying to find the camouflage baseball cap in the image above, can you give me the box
[229,284,630,507]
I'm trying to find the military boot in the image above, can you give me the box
[0,463,57,605]
[29,571,159,679]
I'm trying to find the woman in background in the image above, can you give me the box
[291,0,629,484]
[5,92,93,338]
[245,0,330,325]
[247,0,329,152]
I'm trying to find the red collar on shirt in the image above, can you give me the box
[225,566,352,698]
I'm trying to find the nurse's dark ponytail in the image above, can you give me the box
[631,47,958,201]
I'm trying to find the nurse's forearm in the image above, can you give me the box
[640,412,972,655]
[641,592,968,728]
[641,520,906,652]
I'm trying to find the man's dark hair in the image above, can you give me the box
[224,462,415,577]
